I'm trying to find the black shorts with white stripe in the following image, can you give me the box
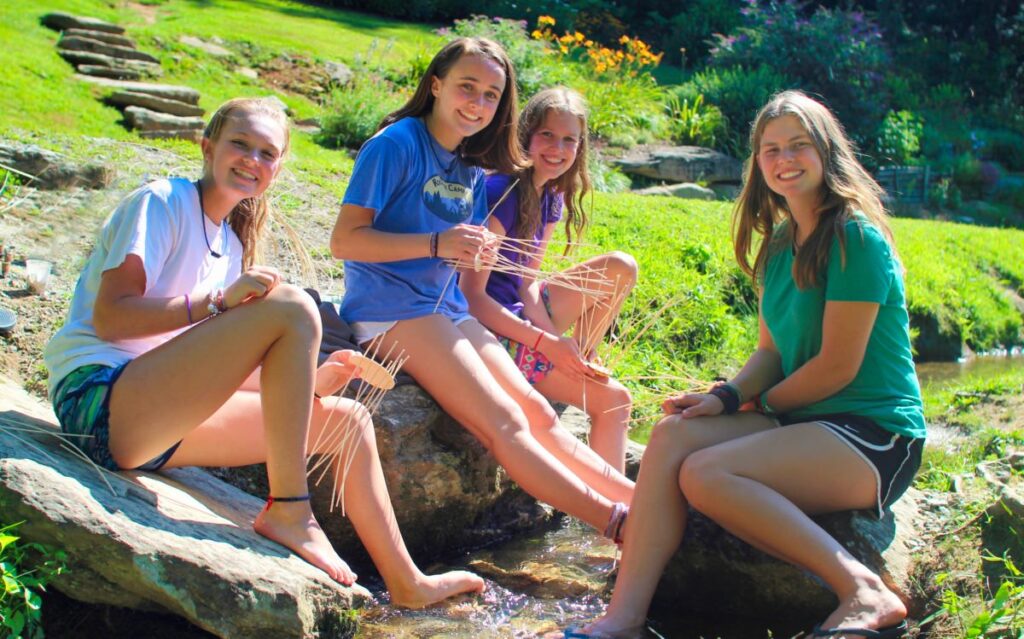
[781,413,924,518]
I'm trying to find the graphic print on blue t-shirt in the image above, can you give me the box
[423,174,473,223]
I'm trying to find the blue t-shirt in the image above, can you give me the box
[340,117,488,322]
[761,216,926,439]
[484,173,563,315]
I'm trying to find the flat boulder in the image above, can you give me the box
[0,143,112,190]
[58,49,162,76]
[106,91,204,118]
[124,106,205,133]
[78,65,141,80]
[58,35,159,64]
[62,27,136,48]
[614,145,743,184]
[41,12,125,34]
[75,76,201,104]
[179,36,233,57]
[0,378,371,638]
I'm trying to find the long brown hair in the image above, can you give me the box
[733,90,892,289]
[513,87,592,249]
[379,37,524,173]
[202,97,290,269]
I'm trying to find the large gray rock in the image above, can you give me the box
[0,378,370,638]
[213,385,554,559]
[106,91,205,117]
[633,182,717,200]
[41,12,125,34]
[58,49,162,76]
[323,61,353,87]
[58,35,159,64]
[74,76,201,104]
[0,143,113,190]
[124,106,205,133]
[615,146,743,184]
[63,27,136,48]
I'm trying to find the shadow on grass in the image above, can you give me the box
[184,0,443,35]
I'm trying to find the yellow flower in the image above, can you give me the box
[585,39,593,47]
[574,31,585,41]
[539,15,556,26]
[559,45,568,54]
[619,35,630,45]
[531,29,543,39]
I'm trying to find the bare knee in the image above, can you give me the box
[604,251,638,288]
[678,447,724,512]
[262,283,322,340]
[590,380,631,417]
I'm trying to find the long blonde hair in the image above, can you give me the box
[514,87,592,248]
[202,97,291,269]
[733,90,892,288]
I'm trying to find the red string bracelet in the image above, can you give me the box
[532,330,545,351]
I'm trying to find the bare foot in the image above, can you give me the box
[573,613,649,639]
[388,570,486,609]
[816,576,907,637]
[254,501,357,586]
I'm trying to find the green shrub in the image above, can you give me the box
[588,155,631,193]
[675,65,790,156]
[317,82,407,150]
[876,110,924,166]
[978,129,1024,172]
[446,16,554,98]
[576,76,667,146]
[664,93,727,149]
[1,522,66,639]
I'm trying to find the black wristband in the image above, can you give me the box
[709,384,740,414]
[429,232,439,258]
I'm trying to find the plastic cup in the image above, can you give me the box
[25,258,52,295]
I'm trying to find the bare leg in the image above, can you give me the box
[680,423,906,634]
[107,284,348,583]
[534,366,631,473]
[586,412,775,635]
[459,318,634,504]
[545,251,638,354]
[376,314,618,530]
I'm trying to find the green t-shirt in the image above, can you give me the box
[761,217,926,439]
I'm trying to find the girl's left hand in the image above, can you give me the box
[315,349,360,399]
[224,266,282,308]
[662,392,725,418]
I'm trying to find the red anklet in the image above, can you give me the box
[265,494,311,509]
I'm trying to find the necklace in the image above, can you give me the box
[194,180,228,259]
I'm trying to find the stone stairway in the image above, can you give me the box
[42,12,205,142]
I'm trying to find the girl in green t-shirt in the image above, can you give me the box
[572,91,922,638]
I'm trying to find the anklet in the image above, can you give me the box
[604,502,629,543]
[266,494,311,508]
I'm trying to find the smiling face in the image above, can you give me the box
[528,109,583,189]
[202,110,287,204]
[756,114,824,207]
[427,53,506,150]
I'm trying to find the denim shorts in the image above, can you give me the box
[783,413,923,518]
[52,364,181,471]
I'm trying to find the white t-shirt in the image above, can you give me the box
[44,177,243,395]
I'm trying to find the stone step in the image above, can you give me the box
[41,11,125,34]
[74,75,201,105]
[58,50,163,76]
[138,129,203,143]
[58,35,159,64]
[62,28,136,48]
[77,65,141,81]
[105,91,204,118]
[124,106,205,133]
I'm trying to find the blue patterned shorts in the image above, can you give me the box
[496,285,555,385]
[52,364,180,471]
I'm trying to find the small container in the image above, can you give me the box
[25,258,53,295]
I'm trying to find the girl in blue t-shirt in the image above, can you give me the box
[461,87,637,473]
[44,97,482,608]
[576,91,923,638]
[331,40,634,544]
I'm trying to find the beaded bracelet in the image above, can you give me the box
[429,232,439,258]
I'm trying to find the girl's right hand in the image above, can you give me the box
[537,334,593,379]
[224,266,281,309]
[662,392,725,418]
[437,224,491,264]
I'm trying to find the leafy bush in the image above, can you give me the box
[446,16,553,98]
[664,94,727,149]
[674,65,790,156]
[317,81,406,150]
[876,110,924,166]
[709,0,890,147]
[1,522,66,639]
[588,155,631,193]
[978,129,1024,172]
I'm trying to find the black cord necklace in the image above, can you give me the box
[194,180,227,259]
[424,120,460,180]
